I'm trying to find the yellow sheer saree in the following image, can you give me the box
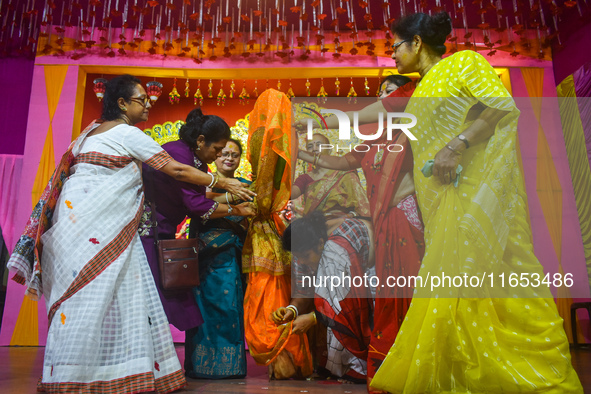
[371,51,582,393]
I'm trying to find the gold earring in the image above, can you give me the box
[121,107,127,111]
[197,145,201,151]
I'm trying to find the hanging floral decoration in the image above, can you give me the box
[4,0,581,62]
[277,80,282,92]
[305,79,311,97]
[252,80,259,98]
[93,78,108,101]
[208,79,214,98]
[169,78,181,104]
[184,79,190,98]
[286,80,295,99]
[335,77,340,96]
[364,77,370,96]
[146,81,163,103]
[317,78,328,104]
[375,77,381,97]
[230,80,236,98]
[239,80,250,105]
[347,78,357,104]
[194,79,204,106]
[217,80,226,106]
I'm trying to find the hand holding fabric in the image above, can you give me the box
[233,202,256,217]
[421,159,463,187]
[218,178,256,201]
[270,307,295,324]
[291,313,315,335]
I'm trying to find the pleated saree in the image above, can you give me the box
[371,50,582,393]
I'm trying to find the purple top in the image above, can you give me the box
[140,139,216,331]
[143,139,218,239]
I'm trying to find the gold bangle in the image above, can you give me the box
[311,311,317,325]
[313,152,320,167]
[285,306,298,320]
[212,172,219,188]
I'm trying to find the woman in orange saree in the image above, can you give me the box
[242,89,313,379]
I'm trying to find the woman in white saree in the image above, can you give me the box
[7,75,254,393]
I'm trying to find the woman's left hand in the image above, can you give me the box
[432,146,462,185]
[218,178,256,201]
[291,313,316,335]
[233,202,256,217]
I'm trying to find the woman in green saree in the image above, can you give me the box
[184,139,251,379]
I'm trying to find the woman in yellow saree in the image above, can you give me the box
[242,89,313,379]
[370,11,583,393]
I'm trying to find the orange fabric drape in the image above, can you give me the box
[242,89,313,378]
[31,66,68,207]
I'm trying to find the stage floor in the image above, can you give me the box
[1,345,589,393]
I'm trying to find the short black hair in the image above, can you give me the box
[391,11,452,56]
[102,74,142,121]
[282,211,327,254]
[178,108,231,150]
[381,74,413,90]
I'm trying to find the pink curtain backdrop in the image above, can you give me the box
[0,65,80,346]
[0,155,23,252]
[510,68,588,287]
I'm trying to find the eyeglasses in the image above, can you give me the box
[391,40,409,54]
[129,96,151,108]
[221,151,241,159]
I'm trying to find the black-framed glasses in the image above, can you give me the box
[221,151,241,159]
[129,96,151,107]
[391,40,409,53]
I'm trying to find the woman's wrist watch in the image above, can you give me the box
[457,134,470,149]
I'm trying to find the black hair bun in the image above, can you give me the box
[185,108,206,128]
[432,11,452,38]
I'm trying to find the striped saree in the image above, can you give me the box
[8,122,186,393]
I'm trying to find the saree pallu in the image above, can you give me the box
[297,169,370,219]
[8,123,186,393]
[243,89,313,378]
[371,50,582,393]
[185,181,250,379]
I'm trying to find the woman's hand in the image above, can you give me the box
[233,202,256,217]
[294,118,308,134]
[291,313,316,335]
[432,145,463,185]
[218,178,256,201]
[270,307,295,324]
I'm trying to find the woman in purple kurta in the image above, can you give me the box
[140,108,254,331]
